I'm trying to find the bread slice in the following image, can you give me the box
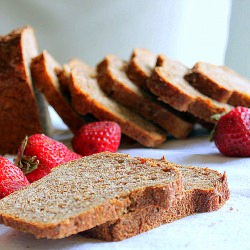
[66,59,167,147]
[97,55,194,139]
[0,152,182,239]
[31,51,85,133]
[127,49,211,130]
[185,61,250,106]
[57,59,88,95]
[147,55,232,123]
[127,48,157,89]
[85,160,230,241]
[0,26,43,154]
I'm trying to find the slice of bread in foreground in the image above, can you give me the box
[67,59,166,147]
[185,62,250,107]
[0,152,182,239]
[0,26,42,154]
[97,55,194,139]
[85,161,230,241]
[31,51,85,133]
[147,55,232,123]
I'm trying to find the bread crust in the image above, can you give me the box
[185,70,232,103]
[67,60,167,147]
[127,48,156,89]
[97,55,194,139]
[31,51,85,133]
[228,91,250,107]
[0,152,182,239]
[149,67,194,111]
[147,55,232,123]
[85,164,230,241]
[185,62,250,107]
[0,26,42,154]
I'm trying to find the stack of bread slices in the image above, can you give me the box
[0,152,230,241]
[1,26,250,154]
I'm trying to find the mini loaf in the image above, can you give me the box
[147,55,232,123]
[31,51,85,133]
[185,61,250,106]
[85,160,230,241]
[66,59,167,147]
[0,26,42,154]
[0,152,182,239]
[97,55,194,139]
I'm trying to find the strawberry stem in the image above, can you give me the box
[209,127,215,142]
[14,136,39,174]
[209,111,228,142]
[211,112,227,121]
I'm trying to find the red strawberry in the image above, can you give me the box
[214,106,250,157]
[72,121,121,156]
[0,156,29,198]
[15,134,81,183]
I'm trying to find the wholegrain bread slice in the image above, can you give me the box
[0,152,182,239]
[147,55,232,123]
[57,59,89,94]
[127,48,157,89]
[66,59,167,147]
[97,55,194,139]
[31,51,85,133]
[0,26,43,154]
[185,61,250,106]
[85,161,230,241]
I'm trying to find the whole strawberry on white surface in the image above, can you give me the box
[213,106,250,157]
[72,121,121,156]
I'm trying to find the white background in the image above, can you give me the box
[0,0,231,67]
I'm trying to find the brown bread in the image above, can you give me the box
[127,48,157,89]
[66,59,167,147]
[0,152,182,239]
[185,61,250,106]
[85,161,230,241]
[97,55,194,139]
[31,51,85,133]
[147,55,232,123]
[0,26,42,154]
[57,59,88,94]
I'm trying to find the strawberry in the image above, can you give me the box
[15,134,81,183]
[213,106,250,157]
[0,156,29,198]
[72,121,121,156]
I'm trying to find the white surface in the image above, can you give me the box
[0,135,250,250]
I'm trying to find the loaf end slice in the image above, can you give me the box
[31,51,85,133]
[68,59,167,147]
[85,161,229,241]
[0,152,182,239]
[0,26,42,154]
